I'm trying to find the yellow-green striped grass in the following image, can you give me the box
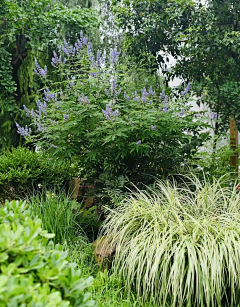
[100,176,240,307]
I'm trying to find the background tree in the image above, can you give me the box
[114,0,240,130]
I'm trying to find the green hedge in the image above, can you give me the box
[0,147,73,200]
[0,199,96,306]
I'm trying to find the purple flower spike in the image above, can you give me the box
[63,114,69,120]
[15,123,31,137]
[129,118,133,125]
[110,47,120,65]
[34,60,47,78]
[136,140,141,145]
[149,86,155,95]
[181,83,191,96]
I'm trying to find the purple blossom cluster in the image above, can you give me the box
[34,60,47,78]
[15,123,31,137]
[36,100,47,117]
[63,114,69,120]
[159,90,169,112]
[36,122,45,132]
[51,51,65,67]
[141,88,148,103]
[78,93,90,104]
[23,105,34,117]
[181,83,191,96]
[110,47,120,65]
[124,92,130,101]
[102,104,119,120]
[43,89,57,102]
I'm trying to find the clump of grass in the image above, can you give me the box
[28,191,83,243]
[101,176,240,307]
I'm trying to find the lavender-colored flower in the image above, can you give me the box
[148,100,153,105]
[23,105,34,117]
[151,125,156,131]
[111,79,116,96]
[15,123,31,137]
[87,43,93,55]
[149,86,155,95]
[181,83,191,96]
[79,31,88,46]
[159,90,166,99]
[136,140,141,145]
[141,87,148,103]
[110,47,120,65]
[102,104,119,120]
[50,144,58,149]
[63,114,69,120]
[124,92,130,101]
[211,113,217,120]
[34,60,47,78]
[96,50,101,67]
[36,100,47,117]
[78,93,90,104]
[62,39,70,56]
[51,51,62,67]
[36,122,44,132]
[129,118,133,125]
[43,89,56,102]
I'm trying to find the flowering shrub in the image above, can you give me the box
[17,33,209,189]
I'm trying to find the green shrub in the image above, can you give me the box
[18,34,209,191]
[101,176,240,307]
[0,147,73,201]
[0,199,96,306]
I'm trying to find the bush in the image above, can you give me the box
[18,34,209,190]
[0,199,96,306]
[101,176,240,307]
[0,147,73,201]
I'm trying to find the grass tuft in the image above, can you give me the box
[101,176,240,307]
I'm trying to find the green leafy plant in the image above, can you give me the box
[101,176,240,307]
[19,34,209,192]
[0,199,97,306]
[0,147,73,201]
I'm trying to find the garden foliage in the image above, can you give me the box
[18,34,209,190]
[101,177,240,306]
[0,0,98,149]
[0,199,96,306]
[0,147,73,201]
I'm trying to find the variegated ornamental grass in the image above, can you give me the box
[101,177,240,307]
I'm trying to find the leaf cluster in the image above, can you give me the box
[0,199,96,306]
